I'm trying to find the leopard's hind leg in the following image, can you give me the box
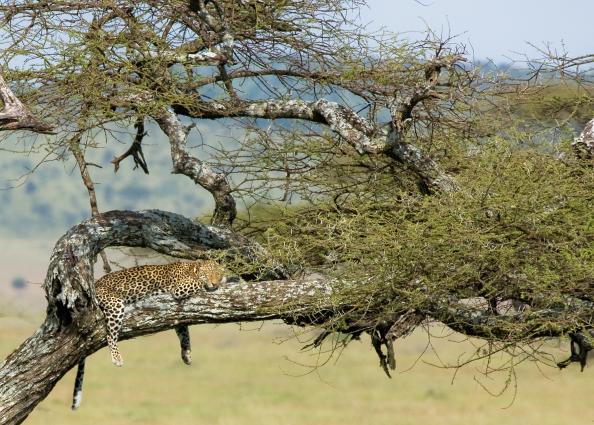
[100,298,126,367]
[175,325,192,365]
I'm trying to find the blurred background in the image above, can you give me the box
[2,1,594,423]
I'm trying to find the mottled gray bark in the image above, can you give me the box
[172,98,459,193]
[0,209,320,424]
[154,110,236,226]
[0,276,331,424]
[574,118,594,158]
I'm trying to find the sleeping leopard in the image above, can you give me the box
[71,259,228,410]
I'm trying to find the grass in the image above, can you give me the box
[2,316,594,425]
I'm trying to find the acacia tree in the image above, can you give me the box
[1,1,593,423]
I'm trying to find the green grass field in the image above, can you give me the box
[2,315,594,425]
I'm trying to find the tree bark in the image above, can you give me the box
[0,276,328,424]
[0,72,54,133]
[169,98,459,194]
[0,209,311,424]
[574,117,594,158]
[154,109,237,226]
[0,209,592,424]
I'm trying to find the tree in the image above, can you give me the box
[0,1,592,423]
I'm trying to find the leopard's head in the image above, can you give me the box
[193,260,227,290]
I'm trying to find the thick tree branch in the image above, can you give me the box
[42,209,262,328]
[154,109,237,226]
[171,98,459,193]
[1,209,591,423]
[0,209,317,424]
[0,278,330,424]
[574,117,594,158]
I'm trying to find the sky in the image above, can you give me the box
[3,0,594,303]
[361,0,594,62]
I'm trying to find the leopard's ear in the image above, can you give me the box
[193,263,198,274]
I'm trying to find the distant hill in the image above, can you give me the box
[0,121,222,240]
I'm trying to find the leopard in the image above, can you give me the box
[71,259,228,410]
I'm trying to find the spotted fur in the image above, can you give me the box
[71,260,227,410]
[96,260,227,366]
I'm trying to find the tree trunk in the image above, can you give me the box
[0,209,324,424]
[1,209,591,424]
[0,276,329,424]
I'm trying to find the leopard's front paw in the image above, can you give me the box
[111,352,124,367]
[203,282,220,292]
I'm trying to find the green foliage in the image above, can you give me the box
[3,0,593,379]
[3,323,590,425]
[509,83,594,127]
[250,134,594,340]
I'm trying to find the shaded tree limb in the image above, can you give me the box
[557,330,594,371]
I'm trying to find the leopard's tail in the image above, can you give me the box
[71,359,85,410]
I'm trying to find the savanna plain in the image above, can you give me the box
[2,312,593,425]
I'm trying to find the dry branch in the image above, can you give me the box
[0,73,54,133]
[154,109,236,226]
[111,118,149,174]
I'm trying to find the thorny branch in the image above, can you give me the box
[68,134,112,274]
[0,1,591,422]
